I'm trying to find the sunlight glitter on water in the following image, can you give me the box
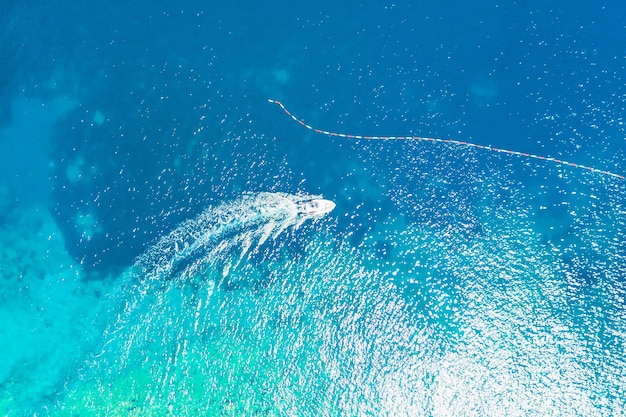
[53,175,626,416]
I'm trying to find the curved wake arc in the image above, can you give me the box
[135,192,313,282]
[61,192,326,414]
[268,99,625,180]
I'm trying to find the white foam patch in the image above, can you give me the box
[135,192,306,282]
[57,192,318,407]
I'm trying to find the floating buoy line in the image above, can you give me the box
[268,99,624,180]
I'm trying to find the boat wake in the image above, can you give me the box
[135,192,314,282]
[59,191,331,413]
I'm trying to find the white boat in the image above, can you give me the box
[296,199,336,217]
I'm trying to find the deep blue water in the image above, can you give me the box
[1,1,625,415]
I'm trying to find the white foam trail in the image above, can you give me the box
[135,191,314,282]
[71,192,320,386]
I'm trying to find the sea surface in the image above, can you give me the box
[1,1,625,415]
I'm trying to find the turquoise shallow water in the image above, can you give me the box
[1,1,626,415]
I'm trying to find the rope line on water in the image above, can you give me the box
[268,99,625,180]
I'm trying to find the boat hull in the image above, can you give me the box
[296,199,336,217]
